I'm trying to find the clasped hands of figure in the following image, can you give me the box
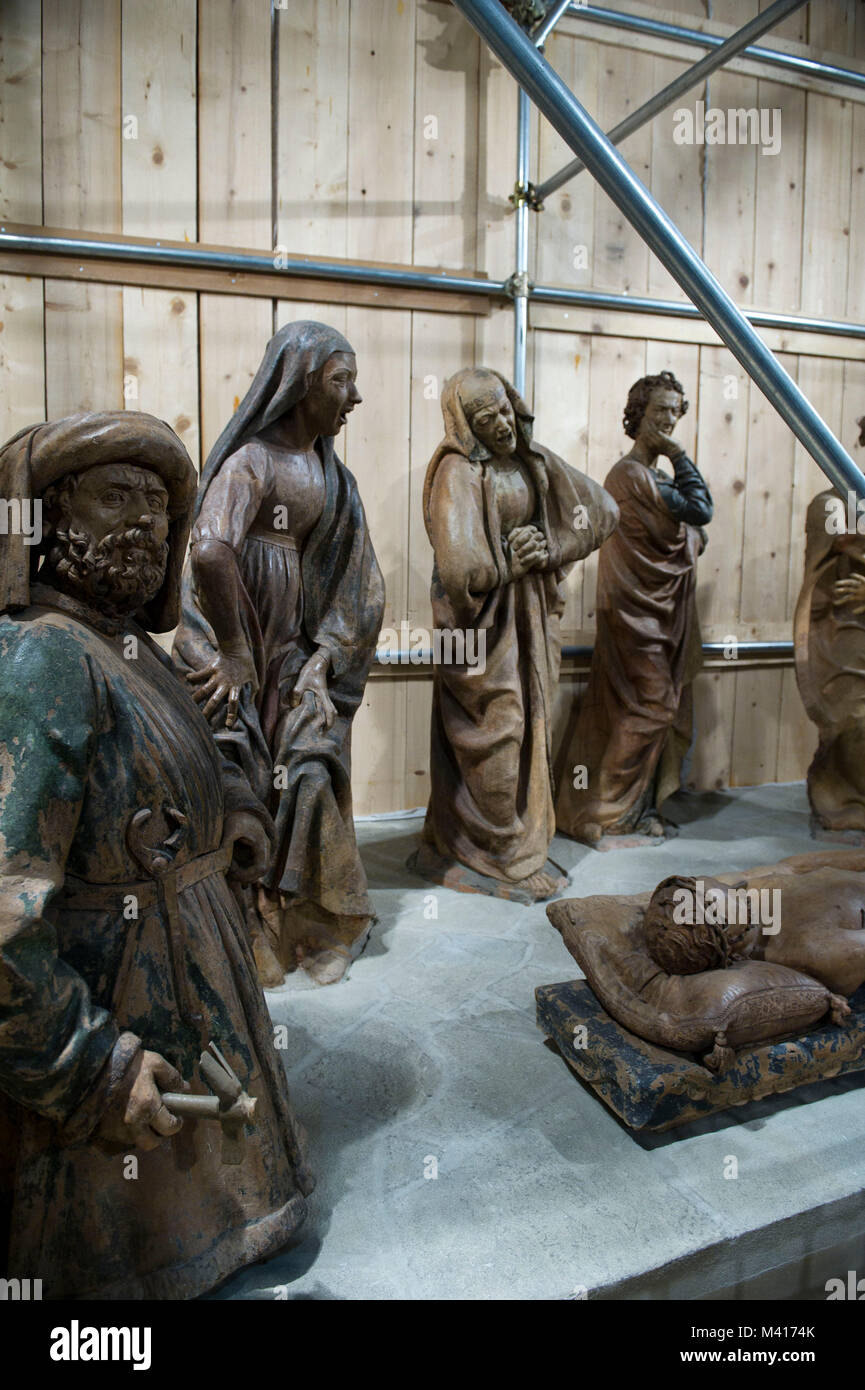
[833,571,865,614]
[188,643,336,730]
[507,524,549,578]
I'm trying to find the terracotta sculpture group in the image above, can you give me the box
[410,365,712,899]
[2,316,863,1292]
[0,322,382,1299]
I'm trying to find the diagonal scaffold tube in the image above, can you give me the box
[534,0,810,204]
[452,0,865,502]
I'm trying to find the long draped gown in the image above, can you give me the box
[174,435,384,968]
[794,489,865,833]
[0,587,312,1299]
[422,429,618,887]
[555,454,708,840]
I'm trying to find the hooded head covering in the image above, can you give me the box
[195,319,355,520]
[0,411,197,631]
[422,366,548,541]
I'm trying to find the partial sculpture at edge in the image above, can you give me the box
[555,370,713,847]
[411,366,618,904]
[794,482,865,841]
[0,412,312,1298]
[173,321,385,987]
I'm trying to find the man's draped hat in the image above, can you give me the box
[0,411,197,631]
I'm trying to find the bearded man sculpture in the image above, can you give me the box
[555,370,712,847]
[173,321,385,987]
[0,412,313,1300]
[411,366,618,903]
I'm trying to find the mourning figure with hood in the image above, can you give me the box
[412,366,618,904]
[174,320,385,986]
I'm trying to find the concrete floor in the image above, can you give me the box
[212,782,865,1301]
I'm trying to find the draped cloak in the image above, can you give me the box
[555,456,704,839]
[422,370,618,883]
[794,489,865,832]
[0,413,312,1299]
[173,322,385,949]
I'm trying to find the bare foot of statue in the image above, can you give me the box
[578,816,671,851]
[298,945,352,987]
[520,867,567,900]
[636,816,666,838]
[408,840,568,904]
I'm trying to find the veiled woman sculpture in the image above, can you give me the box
[410,366,618,904]
[794,482,865,840]
[555,370,712,847]
[174,321,385,985]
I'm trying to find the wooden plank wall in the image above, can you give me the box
[1,0,864,812]
[535,1,865,796]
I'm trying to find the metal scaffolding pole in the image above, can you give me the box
[567,4,865,93]
[534,0,573,50]
[512,3,571,393]
[534,0,809,205]
[513,85,531,395]
[374,638,793,666]
[530,285,865,341]
[3,226,864,342]
[452,0,865,502]
[0,227,499,298]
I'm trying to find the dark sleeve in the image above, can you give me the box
[0,622,141,1137]
[655,454,713,526]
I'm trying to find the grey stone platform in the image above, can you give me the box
[211,783,865,1301]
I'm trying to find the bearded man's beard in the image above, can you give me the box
[45,526,169,616]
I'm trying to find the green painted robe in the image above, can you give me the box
[0,586,312,1299]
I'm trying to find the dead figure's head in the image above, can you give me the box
[40,462,171,617]
[643,874,755,975]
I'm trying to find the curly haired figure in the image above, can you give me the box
[555,371,713,846]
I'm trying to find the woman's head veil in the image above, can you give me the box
[194,320,355,520]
